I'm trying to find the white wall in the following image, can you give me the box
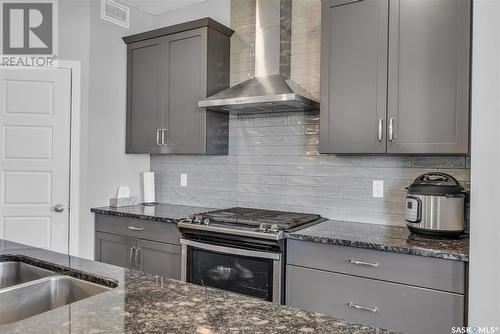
[469,0,500,325]
[59,1,155,259]
[58,0,230,259]
[153,0,230,27]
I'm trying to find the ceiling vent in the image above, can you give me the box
[101,0,130,29]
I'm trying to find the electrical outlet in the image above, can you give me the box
[180,173,188,187]
[373,180,384,198]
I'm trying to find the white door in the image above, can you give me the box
[0,67,71,253]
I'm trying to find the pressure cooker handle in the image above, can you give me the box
[418,172,459,185]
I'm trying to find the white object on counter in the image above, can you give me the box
[109,185,137,207]
[116,185,131,198]
[143,172,156,204]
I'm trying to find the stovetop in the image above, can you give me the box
[178,207,323,240]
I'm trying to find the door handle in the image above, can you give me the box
[377,118,383,142]
[135,247,141,270]
[348,302,378,313]
[162,129,167,146]
[156,129,162,146]
[129,247,136,268]
[389,117,394,142]
[54,204,65,212]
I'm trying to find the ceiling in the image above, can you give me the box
[122,0,207,15]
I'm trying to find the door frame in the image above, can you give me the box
[0,61,81,255]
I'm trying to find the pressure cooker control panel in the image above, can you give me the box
[405,197,422,223]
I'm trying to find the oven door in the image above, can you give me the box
[180,238,282,303]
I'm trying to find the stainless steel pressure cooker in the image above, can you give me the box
[405,172,465,237]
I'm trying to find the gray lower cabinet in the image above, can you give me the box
[95,232,136,269]
[320,0,471,154]
[95,214,181,280]
[287,265,464,334]
[136,239,180,279]
[285,240,466,334]
[124,18,233,155]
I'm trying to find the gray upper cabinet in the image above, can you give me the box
[320,0,388,154]
[127,38,163,154]
[320,0,471,154]
[387,0,471,154]
[124,18,233,155]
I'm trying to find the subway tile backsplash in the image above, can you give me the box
[151,0,470,226]
[151,113,470,226]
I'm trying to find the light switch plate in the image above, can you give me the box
[373,180,384,198]
[180,173,188,187]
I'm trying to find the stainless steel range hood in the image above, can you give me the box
[198,0,319,113]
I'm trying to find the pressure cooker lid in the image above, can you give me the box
[406,172,464,196]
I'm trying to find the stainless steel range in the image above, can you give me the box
[178,207,325,304]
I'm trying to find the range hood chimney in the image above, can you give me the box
[198,0,319,113]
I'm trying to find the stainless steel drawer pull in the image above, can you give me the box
[135,247,141,269]
[162,129,168,146]
[348,302,378,313]
[129,247,136,268]
[348,259,379,267]
[388,117,394,142]
[156,129,162,146]
[127,226,144,231]
[377,118,383,142]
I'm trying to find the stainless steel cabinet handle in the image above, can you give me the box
[156,129,162,146]
[129,247,136,268]
[348,302,378,313]
[162,129,167,146]
[127,226,144,231]
[377,118,383,142]
[348,259,379,268]
[389,117,394,142]
[135,248,141,270]
[54,204,65,212]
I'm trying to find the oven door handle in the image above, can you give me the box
[180,238,281,261]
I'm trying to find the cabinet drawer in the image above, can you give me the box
[95,215,181,245]
[287,239,465,294]
[286,265,464,334]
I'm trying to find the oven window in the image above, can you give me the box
[187,247,274,301]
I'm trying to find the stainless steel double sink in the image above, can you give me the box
[0,261,113,325]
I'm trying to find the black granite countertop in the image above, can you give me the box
[287,220,469,262]
[0,239,398,334]
[91,203,211,224]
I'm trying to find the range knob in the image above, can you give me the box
[202,218,210,226]
[192,215,203,224]
[270,224,279,232]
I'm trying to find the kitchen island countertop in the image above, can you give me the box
[0,239,399,334]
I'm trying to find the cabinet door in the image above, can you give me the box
[95,232,136,269]
[136,239,181,280]
[126,38,163,154]
[387,0,471,154]
[161,29,207,154]
[320,0,388,154]
[286,265,464,334]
